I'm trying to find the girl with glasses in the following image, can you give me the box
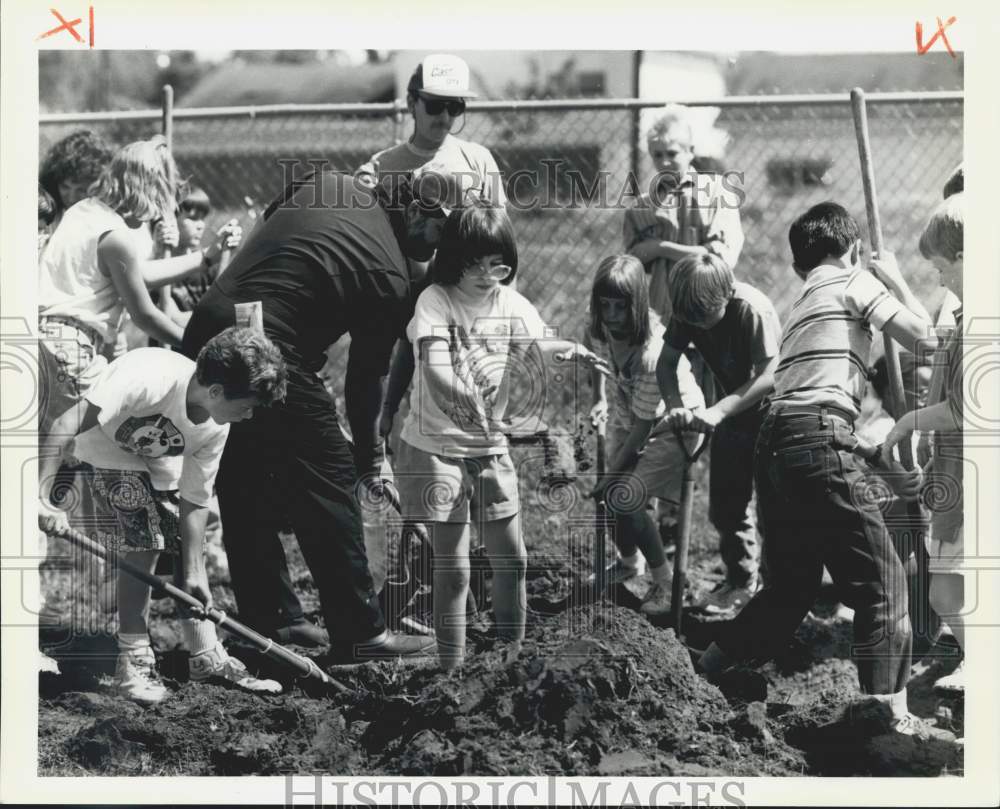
[394,204,609,670]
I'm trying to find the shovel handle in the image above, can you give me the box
[43,521,351,695]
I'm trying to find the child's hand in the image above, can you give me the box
[589,400,608,428]
[876,459,924,501]
[180,567,213,616]
[881,412,916,466]
[555,344,612,377]
[378,409,395,444]
[38,501,69,537]
[666,407,694,430]
[868,250,905,292]
[204,219,243,264]
[689,405,724,433]
[153,219,180,251]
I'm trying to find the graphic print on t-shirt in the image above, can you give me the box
[114,415,185,458]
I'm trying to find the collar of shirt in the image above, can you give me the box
[653,176,696,197]
[800,263,852,289]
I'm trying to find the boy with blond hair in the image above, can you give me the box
[657,252,781,615]
[624,104,744,322]
[882,193,966,696]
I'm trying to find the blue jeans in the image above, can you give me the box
[709,411,761,587]
[721,408,912,695]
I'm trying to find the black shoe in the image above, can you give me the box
[274,619,329,648]
[331,630,436,663]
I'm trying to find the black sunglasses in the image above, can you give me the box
[421,97,466,117]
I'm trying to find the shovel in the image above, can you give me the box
[671,426,709,639]
[41,521,351,696]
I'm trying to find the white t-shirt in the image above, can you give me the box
[356,135,507,207]
[70,348,229,507]
[400,284,547,457]
[38,197,130,343]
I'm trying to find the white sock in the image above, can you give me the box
[871,688,908,720]
[620,551,641,570]
[650,561,672,586]
[117,632,150,653]
[181,618,219,657]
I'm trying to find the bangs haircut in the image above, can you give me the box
[588,254,650,346]
[196,327,288,406]
[668,253,735,324]
[788,201,861,272]
[432,203,518,286]
[92,135,177,224]
[919,194,963,262]
[180,185,211,216]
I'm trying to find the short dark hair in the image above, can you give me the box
[432,204,518,286]
[38,183,56,226]
[943,163,963,199]
[588,255,650,346]
[788,201,861,272]
[195,327,287,405]
[179,185,211,217]
[39,130,115,212]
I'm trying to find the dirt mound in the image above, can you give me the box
[38,562,964,777]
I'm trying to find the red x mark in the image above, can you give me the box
[915,15,958,57]
[37,8,84,42]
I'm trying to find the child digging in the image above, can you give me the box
[697,201,953,744]
[38,327,287,705]
[657,252,781,616]
[882,193,966,698]
[395,203,609,670]
[586,254,705,614]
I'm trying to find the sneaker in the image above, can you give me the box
[189,643,282,694]
[114,649,167,706]
[890,712,957,743]
[398,589,480,637]
[933,660,965,696]
[274,618,329,648]
[639,583,672,616]
[399,589,435,637]
[39,652,61,675]
[586,557,646,586]
[694,579,758,618]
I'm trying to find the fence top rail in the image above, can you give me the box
[39,90,963,126]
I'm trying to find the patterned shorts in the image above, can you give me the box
[63,463,182,554]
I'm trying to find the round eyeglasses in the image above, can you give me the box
[463,261,512,280]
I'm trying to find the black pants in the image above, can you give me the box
[720,409,912,695]
[183,310,385,645]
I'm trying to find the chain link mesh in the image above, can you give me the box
[40,97,962,328]
[38,95,963,563]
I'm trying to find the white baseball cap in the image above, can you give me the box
[411,53,477,99]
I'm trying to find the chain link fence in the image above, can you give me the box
[40,92,963,334]
[38,92,963,568]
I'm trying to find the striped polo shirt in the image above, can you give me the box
[771,265,902,418]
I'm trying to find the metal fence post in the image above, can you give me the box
[161,84,174,151]
[392,97,406,146]
[630,51,642,186]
